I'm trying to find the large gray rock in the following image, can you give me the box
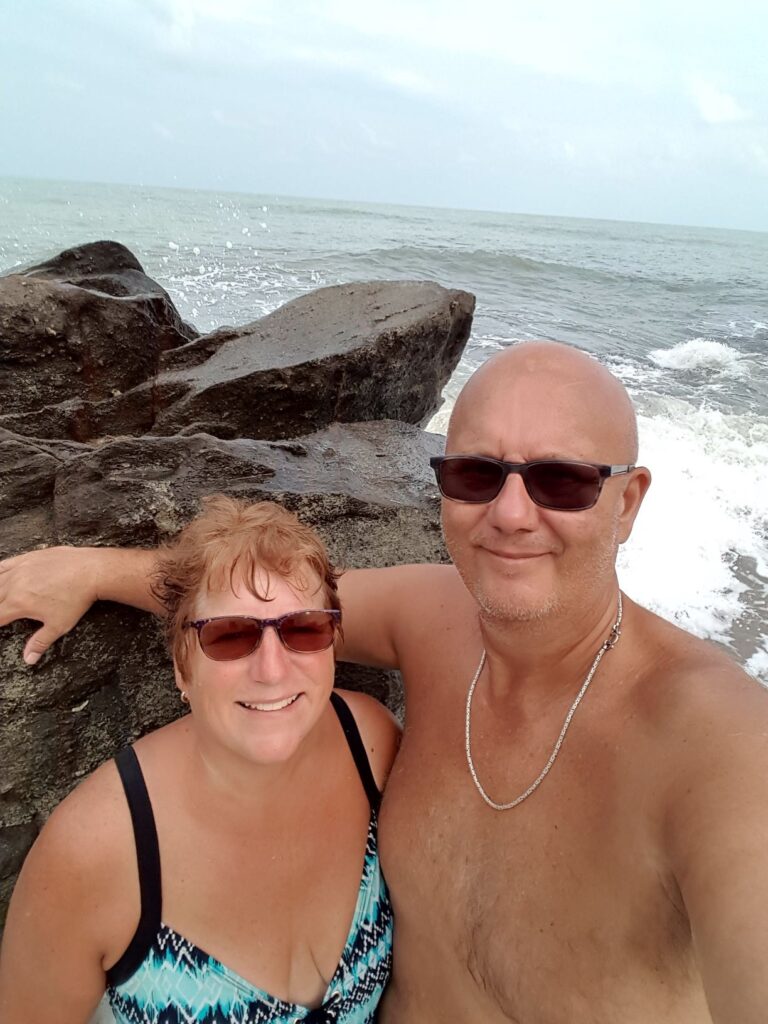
[0,420,449,927]
[0,241,198,438]
[1,279,474,442]
[0,240,474,931]
[0,429,86,560]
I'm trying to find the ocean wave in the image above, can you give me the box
[619,399,767,668]
[648,338,745,375]
[746,649,768,684]
[352,244,683,291]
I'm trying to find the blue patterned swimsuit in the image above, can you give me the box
[106,692,393,1023]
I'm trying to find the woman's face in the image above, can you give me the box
[178,567,336,767]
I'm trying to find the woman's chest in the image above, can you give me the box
[157,791,373,1006]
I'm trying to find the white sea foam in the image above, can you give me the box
[746,648,768,684]
[649,338,744,374]
[618,398,767,675]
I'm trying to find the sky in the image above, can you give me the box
[1,0,766,230]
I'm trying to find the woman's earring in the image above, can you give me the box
[180,691,190,705]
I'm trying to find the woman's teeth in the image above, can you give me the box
[238,695,299,712]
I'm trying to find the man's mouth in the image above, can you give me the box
[236,694,301,712]
[483,548,547,560]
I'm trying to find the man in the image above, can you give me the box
[2,341,768,1023]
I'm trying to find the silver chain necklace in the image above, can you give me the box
[465,593,623,811]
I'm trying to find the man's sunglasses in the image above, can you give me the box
[430,455,635,511]
[183,609,341,662]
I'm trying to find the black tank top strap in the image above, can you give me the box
[105,746,163,987]
[330,691,382,812]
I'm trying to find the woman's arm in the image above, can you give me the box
[0,766,135,1023]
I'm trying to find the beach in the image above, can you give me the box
[2,176,766,680]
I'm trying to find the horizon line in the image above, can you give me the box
[2,172,766,239]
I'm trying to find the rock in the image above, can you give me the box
[0,241,198,440]
[0,821,40,932]
[150,280,474,440]
[0,421,449,926]
[0,429,87,559]
[1,279,474,443]
[0,240,474,930]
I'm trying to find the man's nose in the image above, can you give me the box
[485,471,540,531]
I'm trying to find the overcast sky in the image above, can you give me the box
[1,0,766,230]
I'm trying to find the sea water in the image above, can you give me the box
[1,177,766,680]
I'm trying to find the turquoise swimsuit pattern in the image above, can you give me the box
[105,693,393,1023]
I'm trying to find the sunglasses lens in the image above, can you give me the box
[438,458,504,502]
[279,611,337,653]
[198,618,262,661]
[526,462,602,510]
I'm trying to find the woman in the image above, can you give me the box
[0,496,400,1024]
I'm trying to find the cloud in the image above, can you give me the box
[285,44,442,98]
[137,0,277,56]
[687,76,752,124]
[379,67,440,98]
[751,141,768,172]
[151,120,175,140]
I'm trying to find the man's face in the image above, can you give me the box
[441,367,634,624]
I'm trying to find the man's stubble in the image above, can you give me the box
[443,513,622,629]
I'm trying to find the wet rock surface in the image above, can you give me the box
[0,241,198,437]
[1,247,474,443]
[0,241,474,927]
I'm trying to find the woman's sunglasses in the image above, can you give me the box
[430,455,635,511]
[183,609,341,662]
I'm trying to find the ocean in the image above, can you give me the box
[1,177,766,681]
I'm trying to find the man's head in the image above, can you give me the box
[441,341,651,624]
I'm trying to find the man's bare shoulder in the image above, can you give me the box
[628,599,767,733]
[625,600,768,829]
[343,562,465,598]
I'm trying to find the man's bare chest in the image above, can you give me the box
[380,702,696,1021]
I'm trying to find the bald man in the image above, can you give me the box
[2,342,768,1023]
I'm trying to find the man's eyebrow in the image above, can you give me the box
[520,451,588,462]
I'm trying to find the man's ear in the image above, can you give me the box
[617,466,652,544]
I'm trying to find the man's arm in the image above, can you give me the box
[0,547,162,664]
[336,564,454,670]
[0,545,450,670]
[666,667,768,1024]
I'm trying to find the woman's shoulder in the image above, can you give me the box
[8,751,142,970]
[334,689,401,790]
[25,757,137,909]
[34,755,132,869]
